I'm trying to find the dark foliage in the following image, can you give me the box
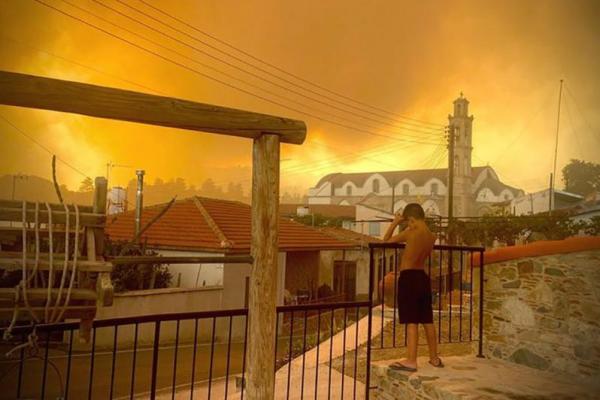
[104,238,172,292]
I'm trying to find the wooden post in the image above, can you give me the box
[91,177,113,307]
[92,177,108,255]
[247,134,280,400]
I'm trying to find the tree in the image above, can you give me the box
[200,178,223,197]
[562,159,600,196]
[78,177,94,192]
[226,182,244,200]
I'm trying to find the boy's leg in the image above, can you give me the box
[405,323,419,367]
[423,323,438,361]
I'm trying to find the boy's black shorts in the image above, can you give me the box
[397,269,433,324]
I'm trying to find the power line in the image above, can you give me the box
[563,93,588,159]
[564,84,600,144]
[0,112,91,179]
[133,0,446,130]
[281,140,422,176]
[1,34,163,95]
[112,0,443,134]
[211,139,427,188]
[90,0,444,139]
[39,0,442,146]
[4,29,441,189]
[491,95,552,165]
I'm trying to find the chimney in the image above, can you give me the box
[135,169,145,238]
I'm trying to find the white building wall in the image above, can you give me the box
[221,252,287,309]
[158,249,224,288]
[309,174,448,205]
[308,181,333,203]
[512,190,552,215]
[355,204,392,239]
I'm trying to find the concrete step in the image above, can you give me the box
[371,355,600,399]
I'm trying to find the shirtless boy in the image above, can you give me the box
[383,203,443,371]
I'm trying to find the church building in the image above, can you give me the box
[307,95,524,219]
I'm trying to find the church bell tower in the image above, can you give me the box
[446,93,474,217]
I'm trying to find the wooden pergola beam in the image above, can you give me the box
[0,70,304,400]
[247,133,280,399]
[0,71,307,145]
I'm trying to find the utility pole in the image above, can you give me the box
[447,125,455,244]
[550,79,564,214]
[134,169,145,239]
[390,178,396,214]
[548,173,553,214]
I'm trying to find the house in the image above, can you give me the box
[106,196,359,309]
[307,95,525,219]
[512,188,584,215]
[318,226,383,301]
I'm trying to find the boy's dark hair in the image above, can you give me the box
[402,203,425,220]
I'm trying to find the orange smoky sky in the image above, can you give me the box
[1,0,599,195]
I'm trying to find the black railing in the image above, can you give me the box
[1,300,371,399]
[368,243,485,357]
[1,244,484,399]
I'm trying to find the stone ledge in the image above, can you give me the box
[371,355,600,400]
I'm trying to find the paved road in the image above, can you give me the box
[0,342,245,399]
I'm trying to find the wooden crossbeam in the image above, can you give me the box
[0,258,112,272]
[0,71,307,145]
[0,288,97,302]
[0,207,104,226]
[0,200,94,214]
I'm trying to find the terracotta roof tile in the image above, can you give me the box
[105,196,356,253]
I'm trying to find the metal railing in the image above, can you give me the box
[368,243,485,357]
[0,301,371,399]
[0,243,484,399]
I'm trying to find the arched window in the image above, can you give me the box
[402,184,410,195]
[346,185,352,196]
[372,179,380,193]
[431,183,438,195]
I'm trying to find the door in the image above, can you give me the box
[333,260,357,301]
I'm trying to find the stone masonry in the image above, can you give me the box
[483,249,600,379]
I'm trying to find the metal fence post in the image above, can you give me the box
[477,250,485,358]
[365,247,374,399]
[150,321,162,398]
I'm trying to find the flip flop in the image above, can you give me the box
[429,357,444,368]
[389,362,417,372]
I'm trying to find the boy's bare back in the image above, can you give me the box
[400,224,435,271]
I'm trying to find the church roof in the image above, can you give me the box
[315,166,489,189]
[475,176,523,197]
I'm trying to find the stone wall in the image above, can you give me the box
[483,249,600,378]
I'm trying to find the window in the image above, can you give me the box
[372,179,380,193]
[431,183,438,195]
[369,222,380,236]
[346,185,352,196]
[402,184,410,195]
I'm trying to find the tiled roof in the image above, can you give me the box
[106,196,356,253]
[315,166,489,189]
[475,176,523,197]
[318,227,383,246]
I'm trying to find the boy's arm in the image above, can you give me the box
[386,227,411,243]
[383,213,403,241]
